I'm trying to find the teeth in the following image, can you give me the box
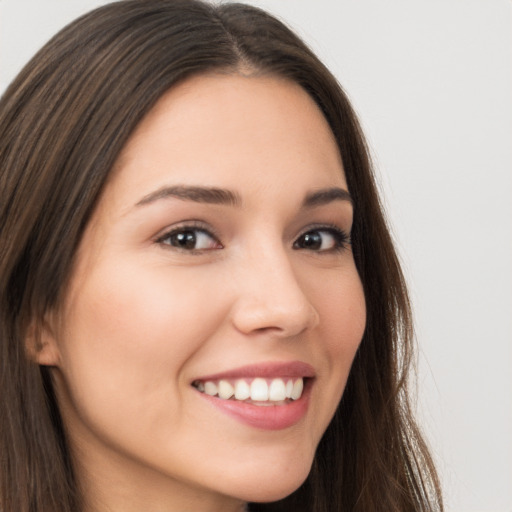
[197,377,305,402]
[204,381,218,396]
[269,378,286,401]
[218,380,234,399]
[250,378,269,401]
[234,379,250,400]
[285,379,293,398]
[291,378,303,400]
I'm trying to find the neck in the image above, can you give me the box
[71,439,247,512]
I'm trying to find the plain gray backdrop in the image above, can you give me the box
[1,1,511,511]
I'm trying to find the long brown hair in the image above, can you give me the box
[0,1,443,510]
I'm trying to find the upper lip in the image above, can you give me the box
[193,361,316,382]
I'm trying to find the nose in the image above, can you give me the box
[229,247,320,338]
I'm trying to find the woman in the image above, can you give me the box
[0,1,443,511]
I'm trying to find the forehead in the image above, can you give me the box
[105,73,347,211]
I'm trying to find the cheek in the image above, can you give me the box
[330,278,365,379]
[55,261,229,418]
[313,264,366,355]
[306,264,366,421]
[328,282,366,359]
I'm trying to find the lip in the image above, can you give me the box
[192,361,315,430]
[192,360,316,382]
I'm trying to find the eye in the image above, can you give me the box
[293,227,349,252]
[157,226,222,251]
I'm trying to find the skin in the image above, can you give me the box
[38,73,366,512]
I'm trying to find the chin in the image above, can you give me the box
[224,457,312,504]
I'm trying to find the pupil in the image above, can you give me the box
[174,231,196,249]
[302,232,321,249]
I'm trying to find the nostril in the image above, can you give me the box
[231,299,319,338]
[229,263,319,336]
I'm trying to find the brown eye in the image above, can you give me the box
[159,228,221,251]
[293,228,349,252]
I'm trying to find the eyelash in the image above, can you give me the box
[155,221,222,253]
[156,223,350,254]
[293,224,350,253]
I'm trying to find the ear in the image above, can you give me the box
[25,315,62,367]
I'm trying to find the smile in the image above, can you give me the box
[191,361,314,429]
[192,377,304,404]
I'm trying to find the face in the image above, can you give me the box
[43,74,366,511]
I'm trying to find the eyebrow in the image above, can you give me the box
[135,185,352,209]
[136,185,241,207]
[302,187,353,208]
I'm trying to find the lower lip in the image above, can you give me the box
[195,381,312,430]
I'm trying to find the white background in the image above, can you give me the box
[1,1,510,511]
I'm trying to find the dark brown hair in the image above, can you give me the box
[0,1,443,511]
